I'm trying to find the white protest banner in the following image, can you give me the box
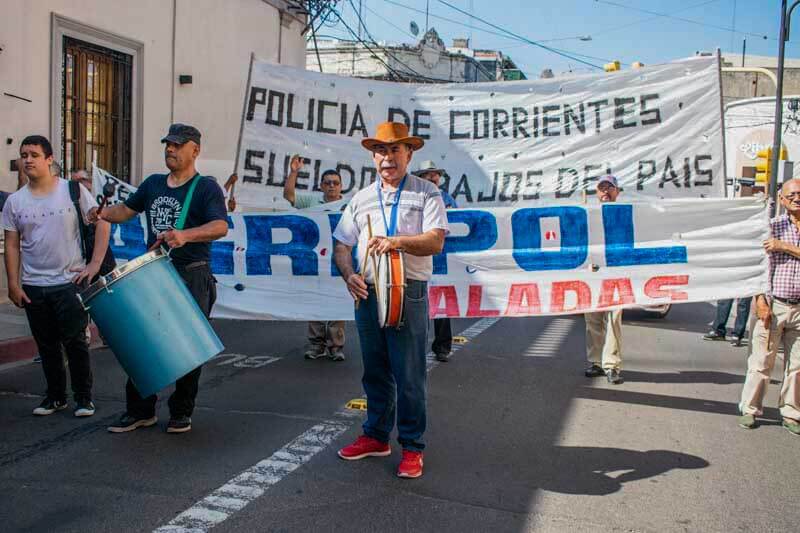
[199,197,766,321]
[92,165,138,206]
[91,166,148,249]
[235,56,725,211]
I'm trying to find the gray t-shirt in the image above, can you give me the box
[1,179,97,286]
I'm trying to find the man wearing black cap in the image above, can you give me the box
[88,123,228,434]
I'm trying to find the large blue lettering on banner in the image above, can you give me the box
[210,216,235,275]
[511,206,588,271]
[245,215,319,275]
[602,204,687,266]
[434,210,498,275]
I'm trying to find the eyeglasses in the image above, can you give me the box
[322,180,341,187]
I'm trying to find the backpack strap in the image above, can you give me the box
[175,174,201,230]
[68,180,89,261]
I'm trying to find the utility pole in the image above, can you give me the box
[741,38,746,67]
[769,0,800,215]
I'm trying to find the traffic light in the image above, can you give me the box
[604,61,621,72]
[755,148,772,184]
[754,147,789,184]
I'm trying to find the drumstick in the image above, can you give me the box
[355,242,371,310]
[354,216,373,310]
[96,182,116,217]
[367,214,383,308]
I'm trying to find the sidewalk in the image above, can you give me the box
[0,299,100,365]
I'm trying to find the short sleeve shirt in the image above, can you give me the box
[294,193,326,210]
[768,214,800,300]
[333,174,449,282]
[1,179,97,286]
[125,174,227,264]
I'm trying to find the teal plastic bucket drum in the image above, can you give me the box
[79,249,224,397]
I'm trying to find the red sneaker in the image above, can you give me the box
[396,450,424,479]
[338,435,391,460]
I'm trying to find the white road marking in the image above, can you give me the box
[522,318,577,358]
[155,317,500,533]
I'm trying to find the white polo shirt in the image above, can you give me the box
[333,174,449,282]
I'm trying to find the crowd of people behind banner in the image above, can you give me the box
[3,120,800,480]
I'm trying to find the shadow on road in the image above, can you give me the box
[621,370,779,386]
[537,446,709,496]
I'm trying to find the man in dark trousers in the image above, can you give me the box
[89,123,228,434]
[414,160,456,361]
[3,135,111,418]
[702,298,752,347]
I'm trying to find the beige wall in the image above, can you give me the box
[0,0,306,190]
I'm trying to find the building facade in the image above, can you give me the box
[0,0,311,190]
[307,28,524,83]
[721,52,800,104]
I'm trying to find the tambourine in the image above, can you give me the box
[375,249,406,329]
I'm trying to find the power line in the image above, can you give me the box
[435,0,603,69]
[363,1,417,39]
[332,6,454,82]
[590,0,721,36]
[346,0,483,82]
[594,0,769,40]
[374,0,624,70]
[311,14,324,72]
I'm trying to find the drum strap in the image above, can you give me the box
[376,175,407,237]
[175,173,201,230]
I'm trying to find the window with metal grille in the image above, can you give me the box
[62,36,133,182]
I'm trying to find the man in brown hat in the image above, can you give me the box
[333,122,449,479]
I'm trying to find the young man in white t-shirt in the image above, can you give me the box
[2,135,111,417]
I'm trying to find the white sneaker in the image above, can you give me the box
[33,398,68,416]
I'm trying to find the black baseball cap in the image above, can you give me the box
[161,123,201,145]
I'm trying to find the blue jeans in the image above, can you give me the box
[713,297,752,339]
[354,279,428,451]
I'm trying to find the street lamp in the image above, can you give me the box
[769,0,800,214]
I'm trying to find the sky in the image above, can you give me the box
[313,0,800,77]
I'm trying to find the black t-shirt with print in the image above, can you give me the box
[125,174,227,265]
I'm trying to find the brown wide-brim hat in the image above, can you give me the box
[362,121,424,152]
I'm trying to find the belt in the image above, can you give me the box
[174,260,209,271]
[774,296,800,306]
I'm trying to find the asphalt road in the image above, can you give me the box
[1,303,798,532]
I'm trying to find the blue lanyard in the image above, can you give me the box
[376,175,407,237]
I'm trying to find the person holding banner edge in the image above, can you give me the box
[738,178,800,435]
[284,156,348,361]
[333,121,448,479]
[584,175,624,385]
[414,159,457,362]
[88,123,228,434]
